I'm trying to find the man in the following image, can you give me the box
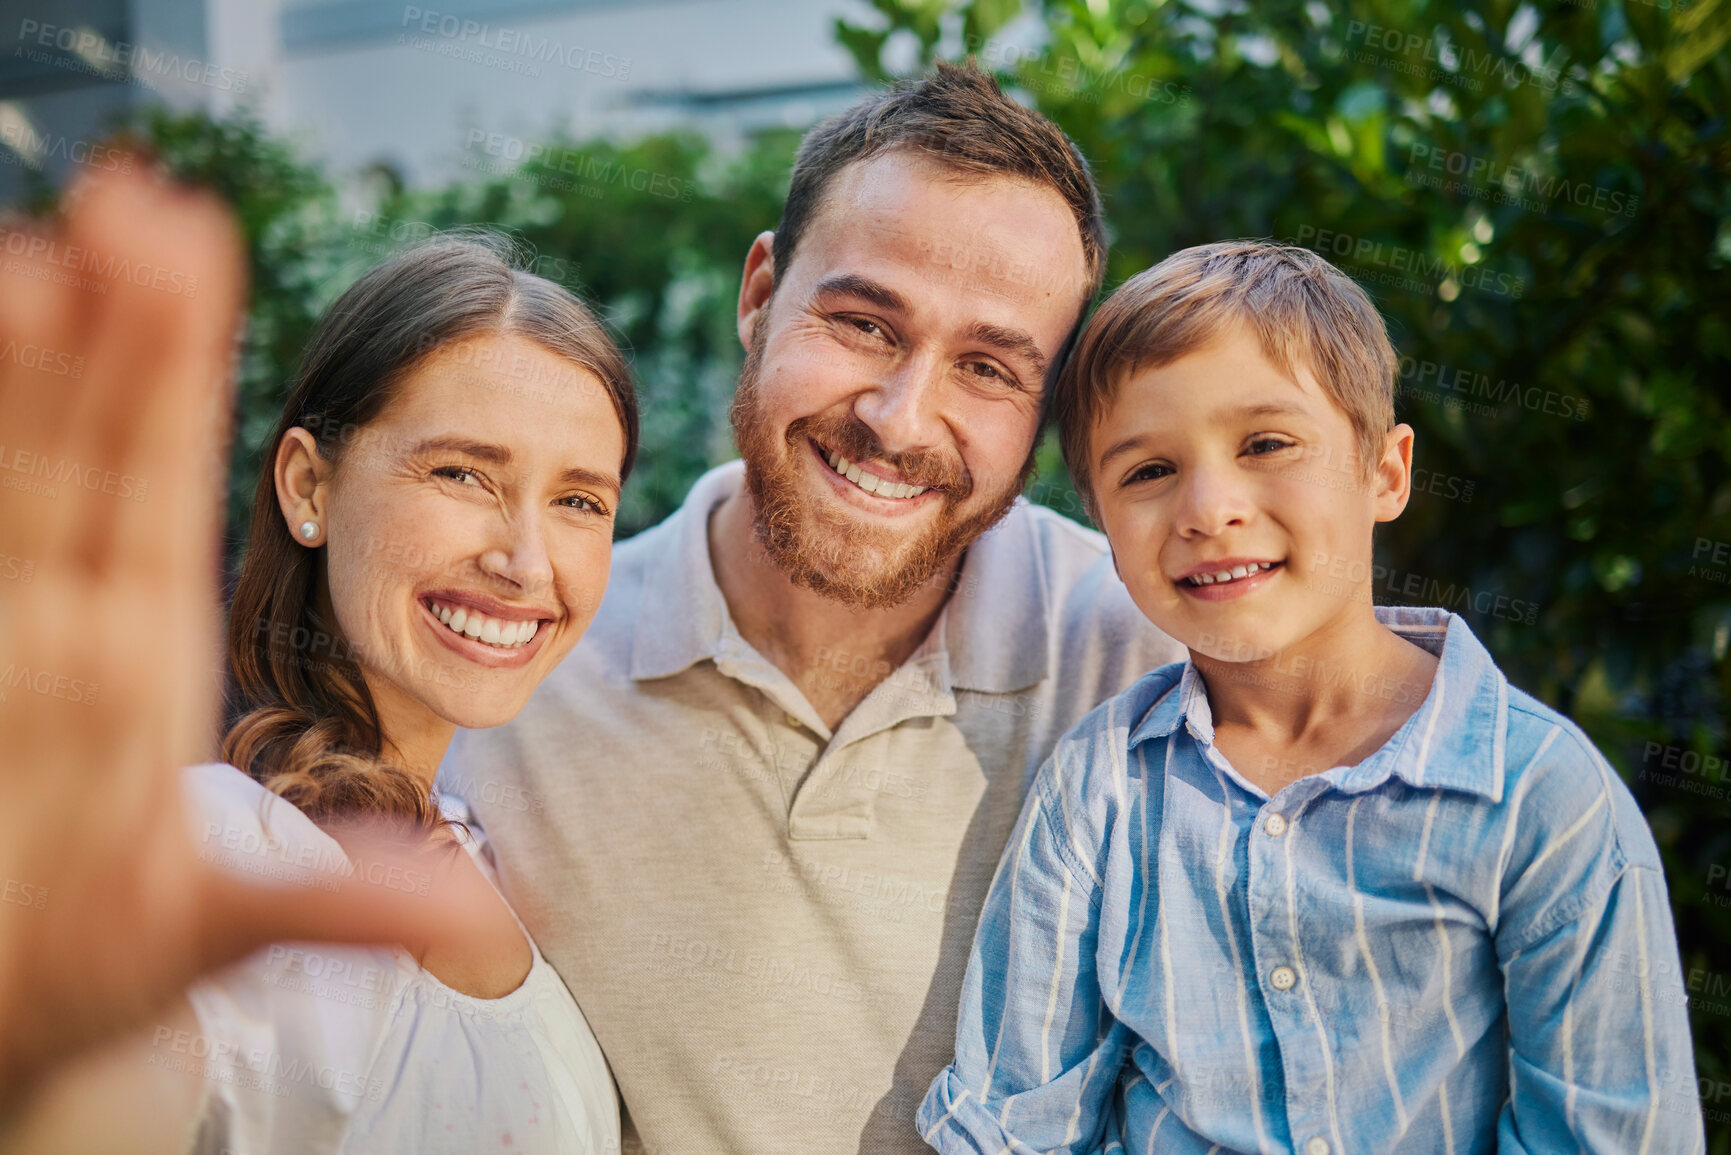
[442,62,1184,1154]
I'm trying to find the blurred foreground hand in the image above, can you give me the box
[0,163,485,1107]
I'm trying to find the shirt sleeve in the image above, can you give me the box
[1493,735,1705,1153]
[917,754,1133,1154]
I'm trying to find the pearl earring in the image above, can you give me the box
[299,521,319,541]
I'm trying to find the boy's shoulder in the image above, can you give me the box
[1498,684,1660,873]
[1031,661,1191,849]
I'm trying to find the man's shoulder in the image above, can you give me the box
[1009,499,1186,668]
[1040,665,1188,803]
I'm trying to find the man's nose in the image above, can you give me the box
[851,348,948,456]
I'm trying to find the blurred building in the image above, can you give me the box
[0,0,874,200]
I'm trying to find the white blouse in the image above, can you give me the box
[178,762,619,1155]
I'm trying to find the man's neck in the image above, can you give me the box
[707,488,959,732]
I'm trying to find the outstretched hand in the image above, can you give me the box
[0,163,484,1103]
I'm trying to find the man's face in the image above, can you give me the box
[732,149,1090,609]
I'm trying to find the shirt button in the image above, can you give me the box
[1263,813,1288,837]
[1270,965,1297,991]
[784,713,802,729]
[1305,1138,1330,1155]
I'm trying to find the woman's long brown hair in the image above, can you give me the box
[222,235,637,831]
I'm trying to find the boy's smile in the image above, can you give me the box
[1175,557,1284,600]
[1088,322,1414,664]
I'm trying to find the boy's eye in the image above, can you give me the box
[1246,436,1296,456]
[1124,462,1174,485]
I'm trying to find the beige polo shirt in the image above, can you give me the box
[439,461,1184,1155]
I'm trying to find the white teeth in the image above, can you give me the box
[1185,562,1278,586]
[429,600,542,649]
[825,448,930,501]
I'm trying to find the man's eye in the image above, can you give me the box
[847,317,885,339]
[434,465,482,485]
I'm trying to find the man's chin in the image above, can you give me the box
[754,514,952,611]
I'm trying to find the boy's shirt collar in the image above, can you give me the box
[1128,607,1508,803]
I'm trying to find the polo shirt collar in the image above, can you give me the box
[628,461,739,682]
[629,460,1052,695]
[1127,607,1507,803]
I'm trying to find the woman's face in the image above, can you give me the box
[281,332,626,737]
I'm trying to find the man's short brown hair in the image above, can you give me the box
[1055,239,1399,516]
[774,60,1106,311]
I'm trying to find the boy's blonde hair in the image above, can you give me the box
[1054,239,1397,517]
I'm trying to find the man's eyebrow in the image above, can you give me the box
[811,273,910,314]
[966,320,1049,378]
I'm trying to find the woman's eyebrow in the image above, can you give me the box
[558,466,621,495]
[410,435,512,463]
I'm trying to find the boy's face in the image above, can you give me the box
[1088,324,1413,663]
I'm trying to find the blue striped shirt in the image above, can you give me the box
[919,608,1702,1154]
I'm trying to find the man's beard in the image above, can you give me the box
[729,319,1033,611]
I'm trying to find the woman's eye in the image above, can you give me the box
[559,493,608,515]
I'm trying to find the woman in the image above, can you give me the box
[177,234,636,1154]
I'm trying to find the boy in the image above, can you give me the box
[917,241,1702,1153]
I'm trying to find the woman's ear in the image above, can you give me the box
[275,428,333,546]
[1372,423,1417,523]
